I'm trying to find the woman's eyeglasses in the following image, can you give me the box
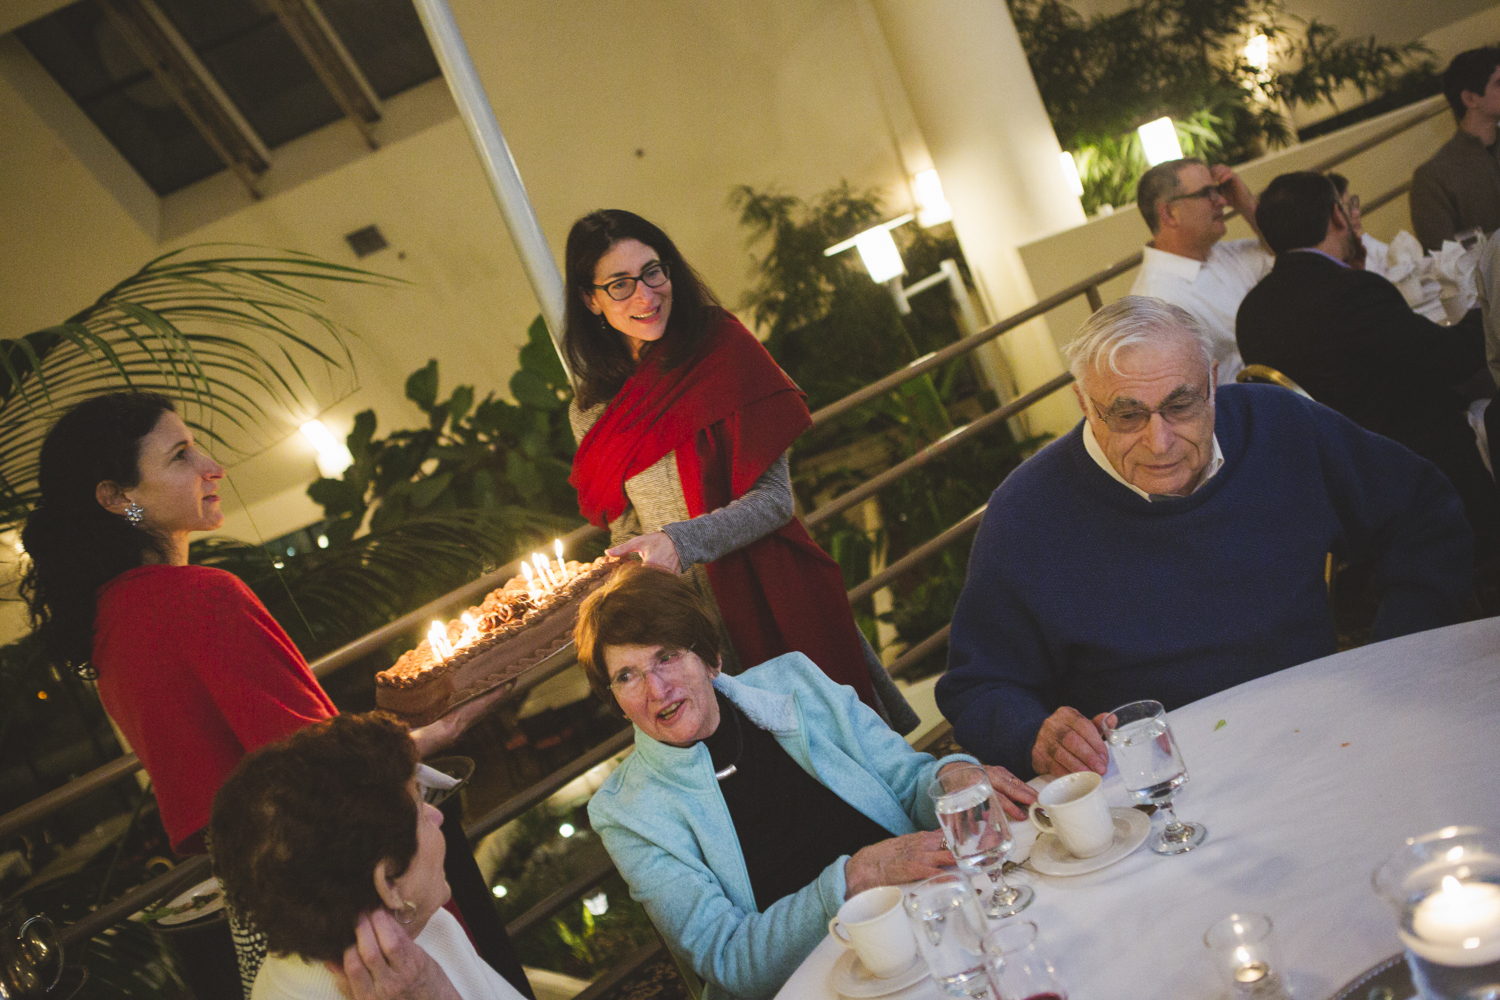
[592,262,670,301]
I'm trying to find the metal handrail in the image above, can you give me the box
[10,97,1446,942]
[467,728,634,843]
[804,373,1075,529]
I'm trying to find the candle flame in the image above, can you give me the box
[1442,875,1464,895]
[520,561,540,599]
[427,621,454,661]
[533,552,558,589]
[458,612,481,648]
[554,538,567,581]
[1465,937,1481,949]
[1234,947,1251,965]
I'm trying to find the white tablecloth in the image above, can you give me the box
[776,618,1500,1000]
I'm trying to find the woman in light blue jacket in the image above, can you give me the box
[578,565,1036,1000]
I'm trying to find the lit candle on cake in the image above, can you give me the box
[532,552,558,590]
[457,612,481,648]
[554,538,567,581]
[520,562,539,600]
[427,621,454,662]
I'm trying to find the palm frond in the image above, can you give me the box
[0,245,394,529]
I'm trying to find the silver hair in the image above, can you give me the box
[1064,296,1216,384]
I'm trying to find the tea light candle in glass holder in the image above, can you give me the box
[1373,826,1500,1000]
[1203,913,1292,1000]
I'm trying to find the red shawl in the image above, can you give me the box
[571,312,875,705]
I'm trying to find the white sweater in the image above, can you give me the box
[251,908,525,1000]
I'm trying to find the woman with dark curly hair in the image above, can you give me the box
[564,210,914,730]
[18,392,493,992]
[212,713,526,999]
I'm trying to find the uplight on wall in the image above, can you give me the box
[1244,33,1270,72]
[824,213,914,284]
[1058,151,1085,197]
[913,169,953,227]
[300,420,354,478]
[1137,117,1184,167]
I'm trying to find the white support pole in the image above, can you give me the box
[409,0,572,385]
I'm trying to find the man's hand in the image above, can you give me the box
[326,910,462,1000]
[409,681,514,758]
[608,531,681,573]
[1210,164,1259,235]
[1031,706,1111,778]
[844,830,953,898]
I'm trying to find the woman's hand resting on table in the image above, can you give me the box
[844,830,953,898]
[327,910,461,1000]
[608,532,682,573]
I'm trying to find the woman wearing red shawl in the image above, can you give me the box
[565,210,915,730]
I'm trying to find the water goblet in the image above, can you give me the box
[930,764,1034,918]
[1103,699,1206,855]
[981,920,1068,1000]
[905,873,992,998]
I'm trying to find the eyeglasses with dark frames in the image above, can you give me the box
[1167,182,1231,204]
[1087,390,1210,434]
[592,261,670,302]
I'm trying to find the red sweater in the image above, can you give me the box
[93,564,336,852]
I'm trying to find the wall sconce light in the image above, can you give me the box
[1137,117,1184,167]
[300,419,354,478]
[913,169,954,227]
[1058,152,1085,197]
[824,213,914,285]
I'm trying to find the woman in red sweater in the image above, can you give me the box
[18,392,497,995]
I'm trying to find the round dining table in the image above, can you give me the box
[774,617,1500,1000]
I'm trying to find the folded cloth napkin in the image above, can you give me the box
[1383,231,1449,323]
[1433,236,1483,324]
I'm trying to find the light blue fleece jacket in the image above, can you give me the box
[587,653,976,1000]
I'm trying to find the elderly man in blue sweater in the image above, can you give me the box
[938,296,1473,779]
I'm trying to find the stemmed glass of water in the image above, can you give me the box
[1104,699,1207,855]
[929,764,1034,918]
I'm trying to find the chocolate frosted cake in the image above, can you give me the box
[376,554,625,726]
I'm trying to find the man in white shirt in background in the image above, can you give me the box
[1130,158,1271,383]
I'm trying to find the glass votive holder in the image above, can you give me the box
[1373,825,1500,1000]
[981,920,1068,1000]
[1202,913,1292,1000]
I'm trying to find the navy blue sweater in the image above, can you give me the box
[937,384,1472,776]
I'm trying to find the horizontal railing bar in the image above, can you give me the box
[310,522,606,679]
[805,371,1074,529]
[467,728,635,843]
[1308,97,1448,175]
[847,504,987,605]
[887,625,951,680]
[808,258,1137,428]
[0,755,144,843]
[904,269,949,296]
[1363,179,1412,217]
[505,856,615,939]
[58,853,212,948]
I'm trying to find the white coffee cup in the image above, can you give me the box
[828,886,918,978]
[1029,771,1115,859]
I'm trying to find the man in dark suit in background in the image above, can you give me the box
[1237,171,1499,560]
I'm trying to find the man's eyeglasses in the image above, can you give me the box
[1087,391,1210,433]
[1167,182,1230,204]
[592,261,670,301]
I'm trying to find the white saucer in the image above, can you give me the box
[830,948,929,998]
[151,876,225,926]
[1027,808,1150,876]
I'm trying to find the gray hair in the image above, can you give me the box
[1136,157,1204,234]
[1065,296,1215,384]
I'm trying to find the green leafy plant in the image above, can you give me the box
[1007,0,1437,213]
[733,184,1044,675]
[0,246,376,530]
[190,317,585,658]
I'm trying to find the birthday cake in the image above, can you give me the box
[375,553,626,726]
